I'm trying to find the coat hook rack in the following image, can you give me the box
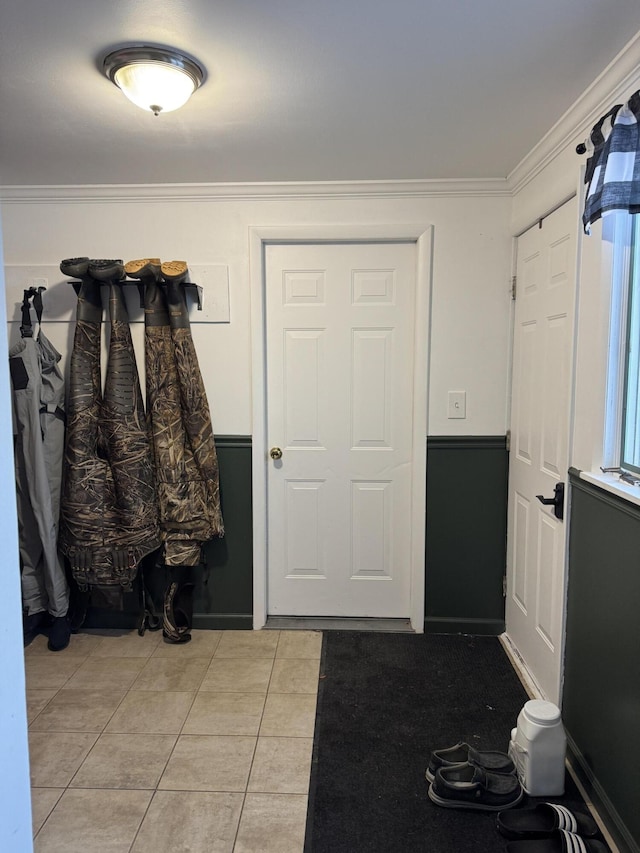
[67,280,204,311]
[20,285,47,338]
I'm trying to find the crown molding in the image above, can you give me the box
[508,30,640,195]
[0,177,510,204]
[2,33,640,206]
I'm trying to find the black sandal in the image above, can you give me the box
[505,829,610,853]
[498,802,600,840]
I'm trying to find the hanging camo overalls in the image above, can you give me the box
[58,259,160,608]
[125,258,224,642]
[10,287,71,650]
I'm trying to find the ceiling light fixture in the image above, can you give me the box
[103,46,205,116]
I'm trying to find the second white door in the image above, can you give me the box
[506,199,578,703]
[265,242,417,618]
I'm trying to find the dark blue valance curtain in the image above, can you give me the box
[583,89,640,233]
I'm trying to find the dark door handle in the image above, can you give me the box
[536,482,564,521]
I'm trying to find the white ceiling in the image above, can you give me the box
[2,0,640,187]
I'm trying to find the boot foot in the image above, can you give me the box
[47,616,71,652]
[23,611,50,647]
[60,257,90,278]
[88,259,125,281]
[161,260,189,284]
[125,258,162,281]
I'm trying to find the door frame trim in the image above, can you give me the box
[249,223,433,632]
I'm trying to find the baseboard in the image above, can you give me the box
[192,614,253,630]
[566,734,639,853]
[81,611,253,631]
[81,609,139,631]
[265,616,413,632]
[423,616,505,635]
[499,633,543,699]
[500,634,632,853]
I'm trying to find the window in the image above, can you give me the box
[621,215,640,475]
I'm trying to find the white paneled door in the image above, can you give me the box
[506,199,577,704]
[265,242,416,617]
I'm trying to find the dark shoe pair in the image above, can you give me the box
[426,741,521,811]
[428,760,523,811]
[60,257,124,281]
[426,740,515,782]
[498,803,609,852]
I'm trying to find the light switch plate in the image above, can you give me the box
[448,390,466,419]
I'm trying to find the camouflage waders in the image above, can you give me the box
[125,260,223,643]
[59,266,160,600]
[143,273,223,566]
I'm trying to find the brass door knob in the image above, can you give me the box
[270,447,283,460]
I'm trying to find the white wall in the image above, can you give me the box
[0,211,33,851]
[510,61,640,478]
[509,29,640,237]
[1,191,513,437]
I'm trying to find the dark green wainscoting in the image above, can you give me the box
[194,435,253,630]
[564,470,640,853]
[424,436,508,635]
[82,434,509,636]
[82,435,254,631]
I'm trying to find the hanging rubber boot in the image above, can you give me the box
[162,567,195,644]
[136,551,163,636]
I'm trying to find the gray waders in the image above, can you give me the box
[10,288,70,642]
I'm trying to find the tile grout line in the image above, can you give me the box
[29,629,321,850]
[56,635,166,792]
[230,629,281,852]
[25,647,91,726]
[126,632,226,850]
[222,632,289,849]
[30,632,178,844]
[29,643,103,841]
[128,629,272,852]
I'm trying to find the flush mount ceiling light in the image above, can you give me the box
[103,46,205,115]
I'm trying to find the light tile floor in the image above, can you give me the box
[25,628,322,853]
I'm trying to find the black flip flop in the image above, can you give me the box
[506,829,610,853]
[498,802,599,840]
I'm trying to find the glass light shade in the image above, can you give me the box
[103,47,204,115]
[114,62,196,114]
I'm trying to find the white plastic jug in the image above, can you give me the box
[508,699,566,796]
